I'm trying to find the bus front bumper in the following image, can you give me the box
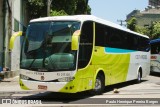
[19,79,77,93]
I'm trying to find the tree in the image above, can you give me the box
[127,17,137,31]
[50,10,68,16]
[151,21,160,39]
[135,26,150,36]
[75,0,91,14]
[27,0,47,20]
[27,0,91,19]
[51,0,91,15]
[127,17,160,39]
[127,17,152,38]
[51,0,76,15]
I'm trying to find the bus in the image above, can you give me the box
[10,15,150,94]
[150,38,160,73]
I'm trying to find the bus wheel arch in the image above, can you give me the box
[90,70,105,95]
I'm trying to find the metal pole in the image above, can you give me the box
[117,20,126,27]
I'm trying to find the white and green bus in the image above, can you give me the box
[10,15,150,94]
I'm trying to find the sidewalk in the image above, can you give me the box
[0,76,42,99]
[0,76,22,92]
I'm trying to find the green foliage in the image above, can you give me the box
[52,0,76,15]
[152,21,160,39]
[75,0,90,14]
[27,0,47,19]
[27,0,91,20]
[127,17,137,31]
[135,26,150,36]
[28,0,44,6]
[50,10,68,16]
[127,17,160,39]
[51,0,91,15]
[86,5,91,14]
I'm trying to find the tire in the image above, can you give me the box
[136,70,142,83]
[90,74,105,95]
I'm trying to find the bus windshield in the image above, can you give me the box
[20,21,81,71]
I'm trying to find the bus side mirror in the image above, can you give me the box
[71,30,80,50]
[9,31,23,50]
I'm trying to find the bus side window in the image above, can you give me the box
[78,21,93,68]
[95,23,105,47]
[108,28,123,49]
[138,37,150,52]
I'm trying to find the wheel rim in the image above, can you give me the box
[95,78,102,90]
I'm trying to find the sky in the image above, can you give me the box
[89,0,148,24]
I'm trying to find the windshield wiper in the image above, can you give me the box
[29,59,36,68]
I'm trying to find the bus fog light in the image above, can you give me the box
[20,74,29,80]
[58,77,75,82]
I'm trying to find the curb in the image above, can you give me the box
[0,71,19,80]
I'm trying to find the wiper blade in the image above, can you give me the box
[29,59,36,68]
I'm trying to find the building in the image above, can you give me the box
[0,0,28,74]
[126,0,160,27]
[0,0,4,68]
[149,0,160,7]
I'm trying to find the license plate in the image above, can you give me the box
[38,85,47,90]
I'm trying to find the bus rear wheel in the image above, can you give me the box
[136,70,142,83]
[90,74,105,95]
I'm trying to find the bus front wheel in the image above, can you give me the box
[90,74,105,95]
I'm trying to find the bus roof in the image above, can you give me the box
[30,15,149,39]
[150,38,160,44]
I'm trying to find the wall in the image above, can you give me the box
[136,14,160,26]
[127,8,160,27]
[0,0,3,67]
[11,0,21,71]
[1,0,28,71]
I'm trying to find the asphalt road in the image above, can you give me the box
[0,72,160,106]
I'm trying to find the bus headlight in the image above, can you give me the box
[58,77,75,82]
[20,74,29,80]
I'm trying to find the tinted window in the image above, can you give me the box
[95,23,105,46]
[106,27,124,49]
[151,42,160,54]
[138,37,150,52]
[78,21,93,68]
[95,22,150,52]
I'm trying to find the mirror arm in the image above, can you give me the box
[9,31,23,50]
